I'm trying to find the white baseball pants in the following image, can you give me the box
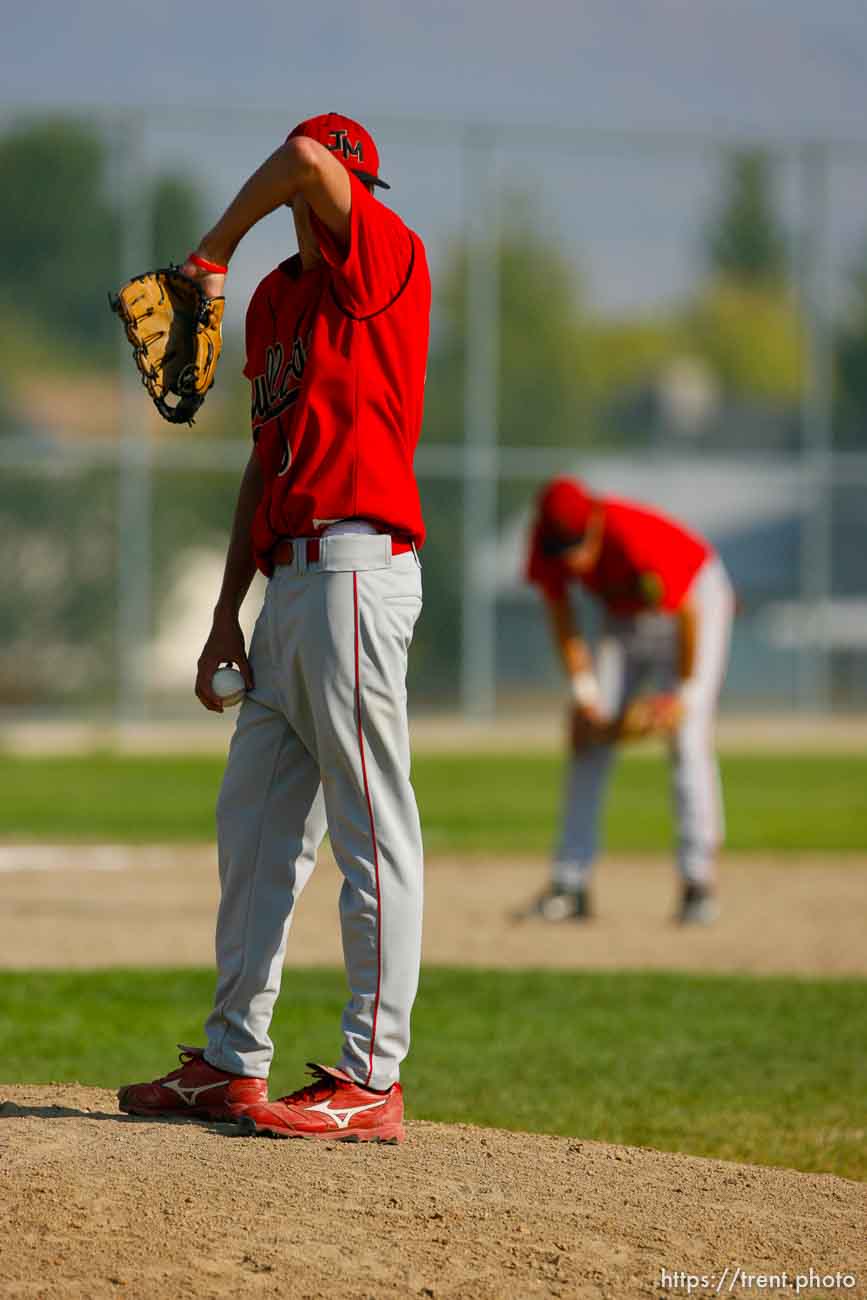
[553,556,734,890]
[203,536,424,1090]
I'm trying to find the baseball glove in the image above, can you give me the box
[109,268,225,425]
[570,706,610,752]
[570,693,682,753]
[615,692,683,742]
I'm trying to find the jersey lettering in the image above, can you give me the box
[250,335,310,474]
[250,336,309,431]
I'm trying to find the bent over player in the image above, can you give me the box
[119,114,430,1141]
[521,477,734,925]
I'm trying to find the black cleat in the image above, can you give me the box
[676,881,720,925]
[514,885,593,923]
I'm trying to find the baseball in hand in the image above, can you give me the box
[211,666,247,708]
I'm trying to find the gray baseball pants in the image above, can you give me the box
[553,555,734,890]
[203,535,424,1091]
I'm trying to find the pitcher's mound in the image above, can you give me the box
[2,1085,865,1299]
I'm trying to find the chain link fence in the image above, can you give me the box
[2,107,867,722]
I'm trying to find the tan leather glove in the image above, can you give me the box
[110,267,224,424]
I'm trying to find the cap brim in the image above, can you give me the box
[356,171,390,190]
[541,531,586,557]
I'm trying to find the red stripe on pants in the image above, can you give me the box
[353,573,382,1086]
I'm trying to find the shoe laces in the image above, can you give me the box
[278,1064,336,1107]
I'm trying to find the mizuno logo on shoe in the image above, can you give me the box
[163,1079,227,1107]
[305,1096,388,1130]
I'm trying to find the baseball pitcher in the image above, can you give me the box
[520,476,735,925]
[119,113,430,1142]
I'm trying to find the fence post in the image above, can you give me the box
[798,142,833,713]
[460,127,499,718]
[115,116,153,725]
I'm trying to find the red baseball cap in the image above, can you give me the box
[288,112,390,190]
[538,477,594,540]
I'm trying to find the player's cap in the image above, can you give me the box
[538,477,594,544]
[288,113,390,190]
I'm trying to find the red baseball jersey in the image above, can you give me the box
[527,494,712,614]
[244,173,431,575]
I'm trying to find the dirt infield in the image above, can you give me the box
[1,846,866,975]
[4,713,867,755]
[4,854,866,1299]
[1,1084,865,1300]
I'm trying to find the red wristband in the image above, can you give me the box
[187,251,228,275]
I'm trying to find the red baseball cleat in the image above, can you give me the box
[117,1045,267,1121]
[238,1063,405,1143]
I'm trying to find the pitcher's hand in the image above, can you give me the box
[179,254,226,301]
[195,612,253,713]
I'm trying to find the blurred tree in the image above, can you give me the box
[423,200,591,447]
[417,201,592,697]
[835,236,867,446]
[0,120,236,709]
[705,149,788,286]
[0,466,119,708]
[584,319,682,396]
[684,148,804,415]
[685,282,803,401]
[0,119,204,364]
[150,174,205,268]
[0,121,119,353]
[579,153,799,443]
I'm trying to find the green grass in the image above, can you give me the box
[0,752,865,853]
[2,968,864,1180]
